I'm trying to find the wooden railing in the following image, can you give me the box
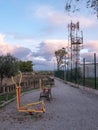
[0,74,54,105]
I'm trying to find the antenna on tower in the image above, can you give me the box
[68,21,83,68]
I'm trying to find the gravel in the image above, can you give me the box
[0,79,98,130]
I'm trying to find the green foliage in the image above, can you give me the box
[55,48,67,70]
[55,67,82,83]
[18,60,33,72]
[54,70,64,80]
[66,67,82,82]
[0,54,19,84]
[0,54,33,85]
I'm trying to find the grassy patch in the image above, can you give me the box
[0,87,39,105]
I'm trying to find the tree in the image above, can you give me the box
[65,0,98,18]
[0,56,5,84]
[55,48,67,70]
[0,54,19,84]
[18,60,33,72]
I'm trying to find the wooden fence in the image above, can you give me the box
[0,74,54,104]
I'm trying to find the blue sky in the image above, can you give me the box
[0,0,98,70]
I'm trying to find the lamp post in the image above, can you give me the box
[53,58,56,78]
[62,47,67,81]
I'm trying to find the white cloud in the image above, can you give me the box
[43,39,68,53]
[0,34,14,55]
[33,39,68,61]
[33,4,97,29]
[5,33,40,52]
[84,40,98,52]
[71,15,97,29]
[0,32,98,70]
[0,33,32,60]
[80,40,98,62]
[35,5,66,25]
[0,34,5,43]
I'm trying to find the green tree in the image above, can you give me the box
[0,54,19,84]
[0,56,5,84]
[55,48,67,70]
[18,60,33,72]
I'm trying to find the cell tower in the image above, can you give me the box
[68,21,83,68]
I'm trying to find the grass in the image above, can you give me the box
[84,78,98,89]
[0,87,39,105]
[76,78,98,89]
[0,92,15,104]
[63,77,98,90]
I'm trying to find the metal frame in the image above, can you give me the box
[12,72,45,114]
[39,79,52,101]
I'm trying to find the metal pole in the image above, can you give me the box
[75,61,77,83]
[71,62,72,82]
[53,59,55,77]
[64,50,66,81]
[94,53,96,89]
[65,62,66,81]
[83,58,85,86]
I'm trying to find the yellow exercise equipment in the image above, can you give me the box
[12,72,45,114]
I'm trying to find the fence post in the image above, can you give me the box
[83,58,85,86]
[94,53,96,89]
[64,64,66,81]
[71,62,72,82]
[75,62,77,83]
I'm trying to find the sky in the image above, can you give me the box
[0,0,98,70]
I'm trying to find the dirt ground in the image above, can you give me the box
[0,79,98,130]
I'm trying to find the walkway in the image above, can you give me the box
[0,79,98,130]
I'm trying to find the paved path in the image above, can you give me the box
[0,79,98,130]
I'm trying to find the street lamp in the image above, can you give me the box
[62,47,67,81]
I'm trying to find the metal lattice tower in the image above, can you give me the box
[68,21,83,67]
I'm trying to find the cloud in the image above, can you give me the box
[0,32,98,70]
[0,33,33,60]
[32,4,97,29]
[33,39,68,61]
[71,16,97,29]
[27,4,98,42]
[84,40,98,52]
[0,34,14,55]
[80,40,98,62]
[5,33,40,52]
[0,34,5,43]
[12,47,32,60]
[0,42,32,60]
[22,39,68,70]
[35,5,66,26]
[0,33,67,70]
[7,33,34,42]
